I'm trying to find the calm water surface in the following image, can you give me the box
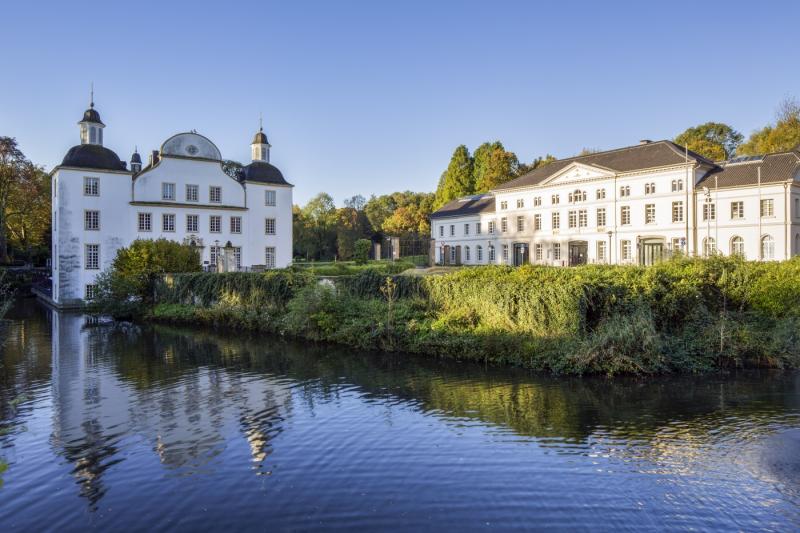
[1,299,799,531]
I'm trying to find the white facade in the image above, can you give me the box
[431,141,800,267]
[51,103,293,306]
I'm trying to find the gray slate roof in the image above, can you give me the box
[700,149,800,189]
[494,140,715,191]
[430,194,496,219]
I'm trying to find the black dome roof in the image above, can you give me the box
[241,161,289,185]
[61,144,126,171]
[81,106,104,125]
[130,150,142,163]
[252,130,269,145]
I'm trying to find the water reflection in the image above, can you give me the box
[0,300,799,531]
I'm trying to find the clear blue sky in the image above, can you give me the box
[2,0,799,205]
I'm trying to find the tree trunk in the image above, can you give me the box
[0,209,9,263]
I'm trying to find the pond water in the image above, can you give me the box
[1,299,799,531]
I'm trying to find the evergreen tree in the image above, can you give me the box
[433,145,473,208]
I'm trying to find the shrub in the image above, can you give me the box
[90,239,201,317]
[353,239,371,265]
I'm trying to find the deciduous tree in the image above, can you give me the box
[472,141,520,193]
[738,98,800,155]
[674,122,743,160]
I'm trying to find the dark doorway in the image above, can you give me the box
[568,241,588,266]
[513,243,529,266]
[639,239,664,266]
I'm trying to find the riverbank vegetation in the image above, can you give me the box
[138,255,800,375]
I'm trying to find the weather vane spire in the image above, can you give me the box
[259,112,263,132]
[90,82,94,108]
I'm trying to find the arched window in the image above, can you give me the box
[703,237,716,257]
[477,245,483,262]
[761,235,774,260]
[795,234,800,256]
[465,246,471,262]
[488,245,495,262]
[581,190,587,201]
[730,236,745,257]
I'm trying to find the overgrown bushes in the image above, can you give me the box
[149,256,800,375]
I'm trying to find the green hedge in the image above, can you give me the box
[148,257,800,375]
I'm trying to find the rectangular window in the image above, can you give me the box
[620,206,631,225]
[516,216,524,232]
[450,224,455,236]
[210,186,222,203]
[233,247,242,269]
[210,215,221,233]
[597,240,606,262]
[477,246,483,261]
[621,240,631,261]
[535,243,543,261]
[552,212,561,230]
[578,209,588,228]
[439,225,444,237]
[465,246,471,262]
[516,199,524,209]
[502,244,509,263]
[265,218,276,235]
[672,201,684,223]
[534,214,542,231]
[210,245,220,266]
[265,247,276,269]
[476,222,482,235]
[597,208,606,228]
[489,245,496,262]
[83,177,99,196]
[84,210,100,231]
[463,223,470,236]
[488,221,495,234]
[500,201,508,210]
[162,213,175,232]
[450,246,456,263]
[761,199,774,217]
[265,190,276,206]
[703,203,716,221]
[138,212,152,232]
[85,244,99,270]
[186,214,199,233]
[162,182,176,201]
[731,201,744,219]
[568,210,577,229]
[553,243,561,261]
[186,184,199,202]
[645,204,656,224]
[552,194,560,205]
[85,284,98,300]
[501,217,508,233]
[265,247,276,268]
[231,216,242,234]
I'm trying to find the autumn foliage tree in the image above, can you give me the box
[674,122,743,161]
[739,98,800,156]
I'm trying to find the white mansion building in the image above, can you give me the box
[431,140,800,266]
[51,100,293,307]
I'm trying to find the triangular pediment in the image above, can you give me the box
[540,162,614,186]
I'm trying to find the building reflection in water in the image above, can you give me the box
[48,309,292,508]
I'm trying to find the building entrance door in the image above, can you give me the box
[639,238,665,266]
[568,241,588,266]
[513,243,529,266]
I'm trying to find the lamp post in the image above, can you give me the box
[702,186,711,256]
[224,240,234,272]
[607,230,612,264]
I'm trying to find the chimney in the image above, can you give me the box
[639,139,652,145]
[149,150,159,166]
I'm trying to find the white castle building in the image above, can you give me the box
[51,99,293,307]
[431,140,800,266]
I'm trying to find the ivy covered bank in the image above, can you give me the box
[144,257,800,375]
